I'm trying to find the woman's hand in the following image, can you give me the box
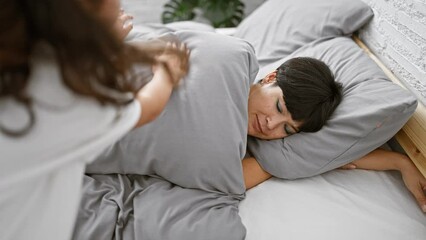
[128,39,190,86]
[399,159,426,212]
[153,42,190,87]
[113,9,133,40]
[340,149,426,212]
[339,163,357,170]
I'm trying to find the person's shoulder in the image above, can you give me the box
[27,42,141,143]
[0,45,140,180]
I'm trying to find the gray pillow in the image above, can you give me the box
[247,37,417,179]
[87,30,259,195]
[126,21,214,42]
[234,0,373,67]
[165,21,215,32]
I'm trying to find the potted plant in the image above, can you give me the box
[162,0,245,28]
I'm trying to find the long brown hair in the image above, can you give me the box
[0,0,164,136]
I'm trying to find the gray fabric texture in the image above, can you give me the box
[87,30,258,194]
[234,0,373,67]
[247,37,418,179]
[73,174,245,240]
[165,21,215,32]
[78,29,258,240]
[126,21,214,42]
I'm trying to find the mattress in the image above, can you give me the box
[240,169,426,240]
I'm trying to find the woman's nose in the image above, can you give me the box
[266,114,286,130]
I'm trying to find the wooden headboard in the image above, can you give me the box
[354,36,426,177]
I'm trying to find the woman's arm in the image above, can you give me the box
[242,157,272,190]
[348,148,426,212]
[134,63,174,127]
[243,149,426,212]
[112,11,189,128]
[347,148,408,171]
[133,42,190,128]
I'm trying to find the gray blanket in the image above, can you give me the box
[73,29,258,240]
[73,175,244,240]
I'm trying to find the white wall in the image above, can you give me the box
[358,0,426,105]
[121,0,167,25]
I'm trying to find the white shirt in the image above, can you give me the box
[0,45,140,240]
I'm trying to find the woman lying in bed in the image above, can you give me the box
[113,17,425,213]
[243,57,426,212]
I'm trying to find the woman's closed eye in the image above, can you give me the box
[285,124,294,135]
[276,99,283,113]
[277,99,295,135]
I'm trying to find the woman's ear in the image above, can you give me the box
[261,70,277,84]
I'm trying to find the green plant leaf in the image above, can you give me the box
[162,0,199,24]
[199,0,245,28]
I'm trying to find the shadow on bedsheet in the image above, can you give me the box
[72,174,246,240]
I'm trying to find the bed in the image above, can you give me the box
[71,0,426,239]
[239,36,426,238]
[238,34,426,240]
[234,0,426,237]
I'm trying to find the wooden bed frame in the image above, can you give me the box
[353,36,426,177]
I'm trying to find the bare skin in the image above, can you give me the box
[113,9,134,40]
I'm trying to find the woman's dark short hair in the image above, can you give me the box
[275,57,343,132]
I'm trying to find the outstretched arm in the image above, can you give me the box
[345,148,426,212]
[243,149,426,212]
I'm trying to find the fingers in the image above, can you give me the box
[119,13,133,30]
[177,43,190,73]
[412,185,426,212]
[114,10,133,39]
[161,41,190,67]
[421,180,426,212]
[119,13,133,23]
[339,163,357,170]
[408,177,426,212]
[154,40,191,86]
[402,165,426,213]
[122,21,133,37]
